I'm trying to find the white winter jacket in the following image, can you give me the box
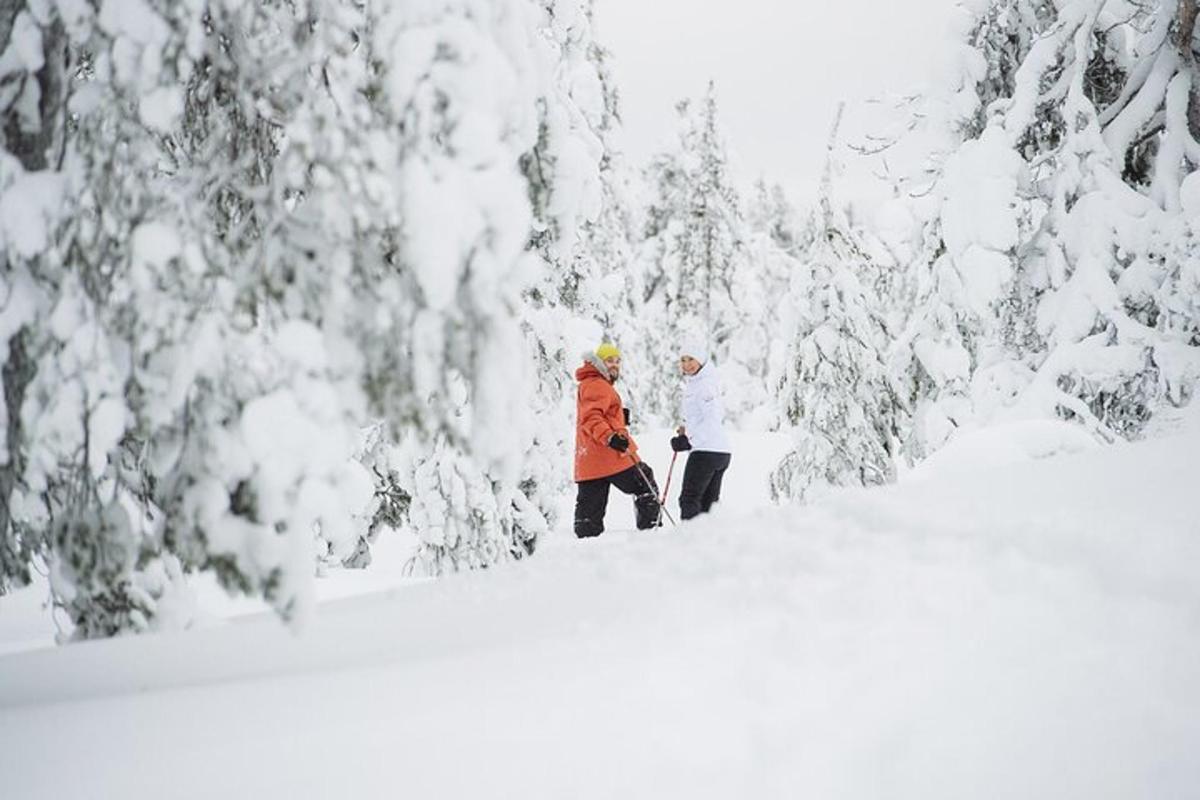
[682,364,731,454]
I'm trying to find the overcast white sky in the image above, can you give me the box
[594,0,963,205]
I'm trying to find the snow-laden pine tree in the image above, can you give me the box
[628,147,688,421]
[1015,0,1200,436]
[0,1,366,637]
[0,0,565,636]
[672,83,745,353]
[631,82,750,423]
[771,115,901,503]
[511,0,630,545]
[731,179,802,429]
[874,1,1046,457]
[357,0,636,571]
[890,0,1200,455]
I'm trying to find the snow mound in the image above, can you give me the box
[0,429,1196,799]
[907,419,1100,482]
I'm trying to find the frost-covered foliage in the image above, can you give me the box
[734,180,801,429]
[772,125,900,503]
[630,83,753,422]
[509,0,633,540]
[0,0,582,638]
[389,432,545,576]
[345,0,580,575]
[6,0,1195,639]
[0,0,377,637]
[348,0,633,574]
[886,0,1200,456]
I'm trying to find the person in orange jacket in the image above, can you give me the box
[574,342,660,537]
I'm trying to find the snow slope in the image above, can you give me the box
[1,427,1198,799]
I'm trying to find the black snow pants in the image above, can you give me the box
[574,463,660,538]
[678,451,731,521]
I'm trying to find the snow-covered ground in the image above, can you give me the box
[1,424,1198,799]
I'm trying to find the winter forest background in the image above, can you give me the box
[1,0,1198,642]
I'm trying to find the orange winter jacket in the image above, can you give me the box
[574,355,639,482]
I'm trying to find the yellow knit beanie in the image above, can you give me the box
[595,342,621,361]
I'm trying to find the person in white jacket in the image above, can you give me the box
[671,337,732,520]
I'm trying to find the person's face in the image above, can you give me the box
[604,355,621,381]
[680,355,701,376]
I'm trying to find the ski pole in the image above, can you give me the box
[629,453,677,527]
[659,451,679,510]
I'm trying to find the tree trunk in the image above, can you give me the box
[1177,0,1200,139]
[0,2,66,171]
[0,328,38,592]
[0,0,20,52]
[0,2,63,589]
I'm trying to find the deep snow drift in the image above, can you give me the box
[1,426,1198,799]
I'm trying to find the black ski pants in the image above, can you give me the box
[678,451,731,521]
[574,463,660,538]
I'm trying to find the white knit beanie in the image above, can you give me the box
[679,336,710,365]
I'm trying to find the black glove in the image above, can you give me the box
[670,434,692,452]
[608,433,630,453]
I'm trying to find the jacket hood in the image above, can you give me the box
[576,351,611,382]
[680,336,710,365]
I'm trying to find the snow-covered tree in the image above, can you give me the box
[772,114,901,503]
[0,1,353,637]
[631,82,750,422]
[887,0,1200,456]
[670,83,745,349]
[0,0,568,637]
[1012,0,1200,437]
[730,179,801,429]
[506,0,631,542]
[358,0,638,573]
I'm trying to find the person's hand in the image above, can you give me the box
[670,434,691,452]
[608,433,630,453]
